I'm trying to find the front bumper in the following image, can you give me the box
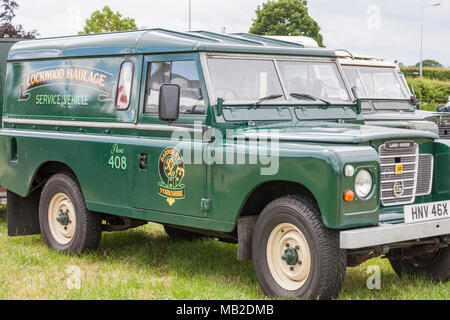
[340,218,450,249]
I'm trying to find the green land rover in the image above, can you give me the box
[1,29,449,299]
[337,51,450,140]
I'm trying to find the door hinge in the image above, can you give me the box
[201,199,211,213]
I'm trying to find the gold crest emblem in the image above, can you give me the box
[158,147,185,206]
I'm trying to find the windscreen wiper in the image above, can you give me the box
[290,93,331,106]
[252,94,284,107]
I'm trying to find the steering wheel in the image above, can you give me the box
[184,105,206,115]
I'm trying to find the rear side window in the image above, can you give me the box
[116,61,134,110]
[145,60,205,115]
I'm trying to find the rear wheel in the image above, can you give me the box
[252,195,346,300]
[39,173,102,254]
[389,246,449,282]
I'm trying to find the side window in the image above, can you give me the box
[145,62,171,113]
[116,62,134,110]
[171,61,205,114]
[145,60,205,115]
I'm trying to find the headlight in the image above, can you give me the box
[355,169,373,198]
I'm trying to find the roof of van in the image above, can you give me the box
[336,50,397,68]
[8,29,337,61]
[264,36,320,48]
[0,38,22,43]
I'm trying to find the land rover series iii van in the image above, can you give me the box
[337,51,450,140]
[269,38,450,140]
[1,30,449,299]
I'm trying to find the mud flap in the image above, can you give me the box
[237,215,258,261]
[7,190,41,237]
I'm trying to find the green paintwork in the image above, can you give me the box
[4,56,138,122]
[364,109,446,122]
[8,29,335,61]
[56,210,70,226]
[282,247,299,266]
[434,139,450,201]
[0,30,447,236]
[364,109,449,134]
[362,103,450,139]
[0,39,20,114]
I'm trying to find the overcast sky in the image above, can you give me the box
[12,0,450,67]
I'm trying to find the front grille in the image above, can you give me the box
[379,141,434,206]
[438,118,450,139]
[416,154,434,196]
[379,142,419,206]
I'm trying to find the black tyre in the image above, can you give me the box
[389,246,449,282]
[252,195,346,300]
[164,225,204,241]
[39,173,102,254]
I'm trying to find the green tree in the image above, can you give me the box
[0,0,38,38]
[249,0,324,47]
[79,6,138,34]
[415,59,443,68]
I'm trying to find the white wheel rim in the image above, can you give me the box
[48,193,76,245]
[266,223,311,291]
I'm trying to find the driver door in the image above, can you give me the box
[133,53,209,218]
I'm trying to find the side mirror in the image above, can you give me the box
[159,84,180,123]
[410,95,418,109]
[410,85,419,110]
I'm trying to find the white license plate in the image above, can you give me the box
[404,200,450,224]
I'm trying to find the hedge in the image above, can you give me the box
[406,77,450,104]
[401,67,450,81]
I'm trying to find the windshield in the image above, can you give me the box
[207,57,351,104]
[207,58,284,102]
[277,60,350,103]
[343,66,409,99]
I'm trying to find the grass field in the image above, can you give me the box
[0,207,448,300]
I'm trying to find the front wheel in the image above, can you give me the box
[388,246,449,282]
[252,195,346,300]
[39,173,102,254]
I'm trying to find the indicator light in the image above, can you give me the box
[344,190,355,202]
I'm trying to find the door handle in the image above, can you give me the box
[139,153,147,170]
